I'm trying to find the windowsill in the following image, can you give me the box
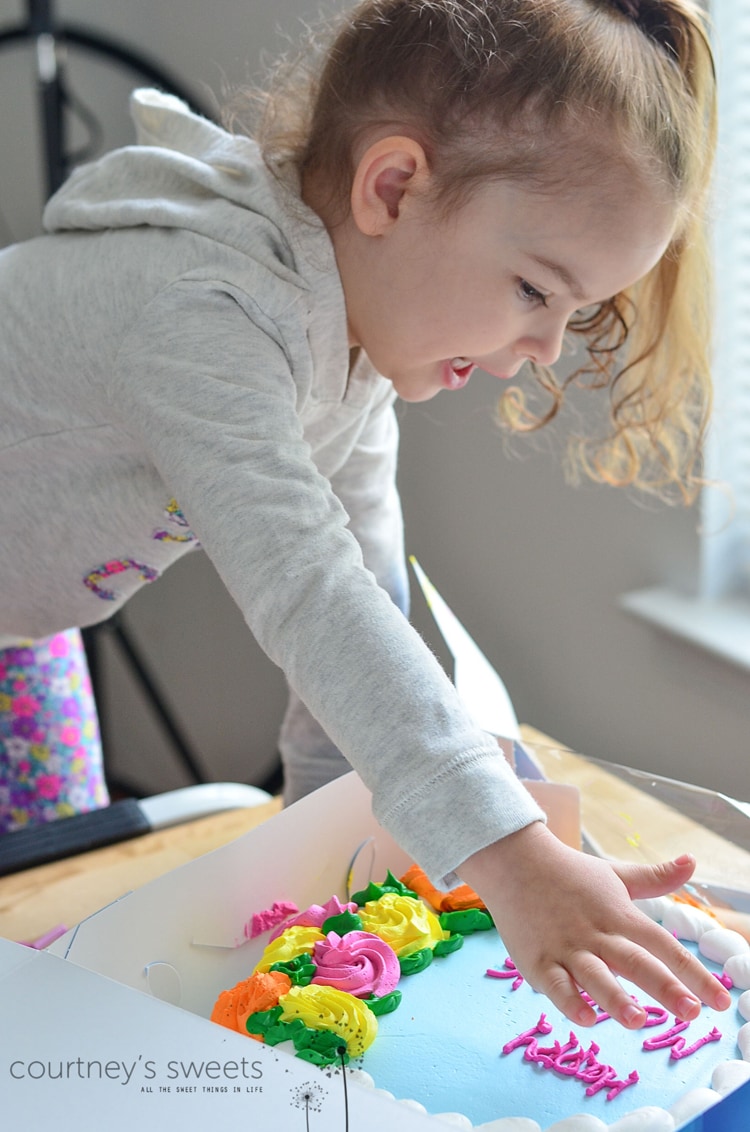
[619,586,750,674]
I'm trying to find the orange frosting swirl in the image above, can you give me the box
[400,863,486,913]
[210,969,292,1036]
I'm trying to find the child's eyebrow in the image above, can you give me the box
[527,254,587,303]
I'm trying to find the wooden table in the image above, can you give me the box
[0,796,281,944]
[3,726,750,946]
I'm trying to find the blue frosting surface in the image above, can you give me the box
[356,930,741,1127]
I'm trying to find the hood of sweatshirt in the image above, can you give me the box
[42,88,349,393]
[43,88,335,288]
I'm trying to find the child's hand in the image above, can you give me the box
[458,822,733,1029]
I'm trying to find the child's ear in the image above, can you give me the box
[350,136,430,236]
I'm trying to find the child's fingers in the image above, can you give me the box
[607,919,733,1015]
[530,918,732,1029]
[545,952,648,1029]
[613,854,697,900]
[567,928,730,1025]
[539,962,599,1027]
[569,944,698,1028]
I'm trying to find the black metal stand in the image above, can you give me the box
[84,613,210,788]
[0,0,215,788]
[0,0,212,195]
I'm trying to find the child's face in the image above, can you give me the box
[336,166,675,402]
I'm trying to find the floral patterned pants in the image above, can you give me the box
[0,629,109,834]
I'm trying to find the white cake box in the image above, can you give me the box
[0,774,439,1131]
[0,769,747,1131]
[3,565,750,1129]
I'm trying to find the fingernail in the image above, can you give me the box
[677,995,700,1020]
[673,854,693,866]
[622,1002,646,1027]
[575,1003,595,1026]
[715,988,732,1010]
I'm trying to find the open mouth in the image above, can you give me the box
[446,357,475,390]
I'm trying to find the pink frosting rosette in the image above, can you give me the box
[269,895,359,941]
[311,930,400,998]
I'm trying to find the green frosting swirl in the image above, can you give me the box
[245,1004,351,1066]
[364,989,402,1016]
[351,870,417,905]
[439,908,494,934]
[246,1004,294,1044]
[321,909,363,936]
[433,933,465,956]
[399,947,433,976]
[294,1027,350,1066]
[269,953,317,986]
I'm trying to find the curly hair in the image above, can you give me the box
[225,0,717,501]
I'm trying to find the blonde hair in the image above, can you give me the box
[226,0,717,501]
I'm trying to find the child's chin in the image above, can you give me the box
[390,376,441,403]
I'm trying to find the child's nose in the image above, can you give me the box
[518,317,567,367]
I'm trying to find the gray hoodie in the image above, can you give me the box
[0,90,543,882]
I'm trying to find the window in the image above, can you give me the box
[620,2,750,671]
[702,0,750,601]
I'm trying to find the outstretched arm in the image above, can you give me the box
[280,380,410,805]
[459,822,732,1028]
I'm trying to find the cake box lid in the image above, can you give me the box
[410,557,583,849]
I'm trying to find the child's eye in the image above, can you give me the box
[518,279,548,307]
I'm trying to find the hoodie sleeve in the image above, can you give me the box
[110,276,545,885]
[279,378,409,805]
[329,378,409,616]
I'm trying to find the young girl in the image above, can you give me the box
[0,0,728,1030]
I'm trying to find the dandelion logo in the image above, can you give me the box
[290,1081,327,1130]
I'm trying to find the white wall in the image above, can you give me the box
[1,0,747,802]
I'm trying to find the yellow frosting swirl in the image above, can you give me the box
[358,892,449,957]
[253,925,325,973]
[278,984,378,1056]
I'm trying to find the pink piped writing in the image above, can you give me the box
[642,1018,723,1061]
[487,957,524,990]
[550,1039,599,1077]
[670,1027,722,1061]
[585,1067,639,1100]
[642,1019,690,1051]
[504,1022,638,1102]
[642,1004,670,1028]
[714,971,734,990]
[501,1014,552,1055]
[524,1034,581,1070]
